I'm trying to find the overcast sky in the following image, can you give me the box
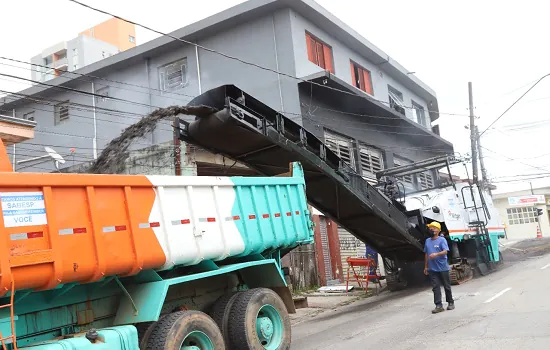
[1,0,549,194]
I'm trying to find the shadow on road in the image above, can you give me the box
[309,286,428,322]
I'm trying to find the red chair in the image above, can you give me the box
[345,257,382,294]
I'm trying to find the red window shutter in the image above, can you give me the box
[323,45,334,74]
[316,42,325,68]
[306,33,316,63]
[363,69,373,95]
[350,61,357,88]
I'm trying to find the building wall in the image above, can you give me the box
[15,10,302,172]
[197,9,301,117]
[76,36,120,68]
[80,17,137,52]
[493,190,550,241]
[15,8,444,175]
[289,10,432,127]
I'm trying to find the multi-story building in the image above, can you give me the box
[30,18,136,83]
[3,0,452,192]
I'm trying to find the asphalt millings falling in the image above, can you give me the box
[89,105,217,174]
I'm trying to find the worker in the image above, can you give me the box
[423,221,455,314]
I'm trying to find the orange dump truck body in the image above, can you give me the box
[0,172,166,295]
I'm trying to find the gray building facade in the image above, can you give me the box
[1,0,452,192]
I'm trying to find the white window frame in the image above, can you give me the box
[159,58,188,93]
[506,207,537,225]
[324,130,355,169]
[388,85,405,116]
[358,143,383,182]
[54,101,70,125]
[412,100,427,127]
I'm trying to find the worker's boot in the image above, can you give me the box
[431,306,445,314]
[447,302,455,310]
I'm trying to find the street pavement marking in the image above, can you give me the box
[483,287,512,303]
[541,263,550,270]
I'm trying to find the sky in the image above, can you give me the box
[1,0,550,194]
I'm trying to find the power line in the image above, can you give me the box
[480,72,550,137]
[0,72,170,111]
[481,146,550,173]
[0,58,194,103]
[66,0,468,118]
[491,175,550,184]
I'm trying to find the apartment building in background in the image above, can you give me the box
[4,0,452,191]
[30,18,136,82]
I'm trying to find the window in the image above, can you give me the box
[418,172,434,189]
[412,101,427,127]
[324,130,355,168]
[102,51,106,58]
[394,157,413,185]
[96,86,109,103]
[350,61,373,95]
[388,85,405,116]
[73,64,78,70]
[44,56,53,66]
[129,35,135,43]
[507,207,537,225]
[305,32,334,74]
[23,111,35,121]
[54,101,70,125]
[358,143,383,181]
[159,58,188,93]
[73,48,78,56]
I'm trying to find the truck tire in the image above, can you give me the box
[209,292,241,345]
[135,321,155,349]
[228,288,291,350]
[145,310,225,350]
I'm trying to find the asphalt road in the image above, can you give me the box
[292,247,550,349]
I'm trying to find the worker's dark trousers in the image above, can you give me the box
[428,270,454,307]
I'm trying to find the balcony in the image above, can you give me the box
[0,115,36,145]
[54,57,68,69]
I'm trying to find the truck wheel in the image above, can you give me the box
[209,292,241,345]
[135,321,155,349]
[228,288,291,350]
[145,310,225,350]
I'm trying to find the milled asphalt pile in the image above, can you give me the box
[88,105,216,174]
[501,237,550,262]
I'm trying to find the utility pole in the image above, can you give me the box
[468,82,478,184]
[475,126,491,195]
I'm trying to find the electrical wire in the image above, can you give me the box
[0,59,193,104]
[480,72,550,137]
[481,146,550,173]
[0,72,179,112]
[65,0,469,118]
[0,56,196,100]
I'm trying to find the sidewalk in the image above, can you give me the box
[290,282,386,325]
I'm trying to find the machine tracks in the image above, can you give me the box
[450,262,474,285]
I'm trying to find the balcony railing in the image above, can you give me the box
[54,57,68,69]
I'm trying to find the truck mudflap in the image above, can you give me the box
[21,326,139,349]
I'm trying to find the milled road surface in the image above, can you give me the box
[292,243,550,349]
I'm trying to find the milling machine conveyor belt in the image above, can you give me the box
[177,85,425,261]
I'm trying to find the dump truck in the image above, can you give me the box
[0,137,313,349]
